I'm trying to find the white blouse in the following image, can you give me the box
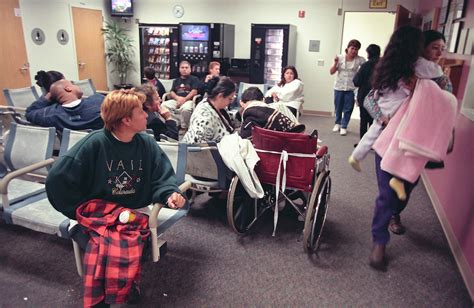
[265,79,304,103]
[333,55,366,91]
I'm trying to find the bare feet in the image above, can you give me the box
[389,177,406,201]
[348,155,361,172]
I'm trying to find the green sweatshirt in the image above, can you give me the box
[46,129,180,219]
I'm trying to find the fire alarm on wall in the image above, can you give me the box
[298,10,305,18]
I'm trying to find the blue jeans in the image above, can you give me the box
[334,90,355,129]
[371,154,418,245]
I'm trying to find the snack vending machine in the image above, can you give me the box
[179,23,234,77]
[138,24,179,79]
[249,24,296,85]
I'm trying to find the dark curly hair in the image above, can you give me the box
[372,26,423,91]
[35,70,64,92]
[278,66,299,87]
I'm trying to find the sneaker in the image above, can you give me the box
[332,124,340,132]
[340,128,347,136]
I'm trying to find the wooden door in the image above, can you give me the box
[394,5,411,30]
[72,7,107,91]
[0,0,30,105]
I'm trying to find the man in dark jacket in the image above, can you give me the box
[26,79,104,131]
[353,44,380,140]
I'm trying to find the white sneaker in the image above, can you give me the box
[340,128,347,136]
[332,124,340,132]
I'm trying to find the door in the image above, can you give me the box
[72,7,107,91]
[0,0,30,105]
[394,5,411,29]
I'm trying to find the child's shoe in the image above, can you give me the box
[348,155,361,172]
[389,177,406,201]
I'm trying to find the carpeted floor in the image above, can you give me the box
[0,115,471,307]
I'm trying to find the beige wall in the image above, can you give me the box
[18,0,418,112]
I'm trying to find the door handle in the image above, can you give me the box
[20,63,30,71]
[78,62,86,67]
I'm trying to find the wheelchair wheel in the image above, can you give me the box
[303,170,331,253]
[227,176,257,235]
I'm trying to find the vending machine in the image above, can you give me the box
[138,23,180,80]
[179,23,235,78]
[249,24,296,85]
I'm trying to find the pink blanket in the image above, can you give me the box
[373,79,457,183]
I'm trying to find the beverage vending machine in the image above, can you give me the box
[179,23,234,78]
[138,23,180,79]
[249,24,296,85]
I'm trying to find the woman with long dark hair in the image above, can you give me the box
[264,66,304,116]
[182,76,236,144]
[361,26,446,271]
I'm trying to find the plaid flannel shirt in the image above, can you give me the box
[76,199,150,307]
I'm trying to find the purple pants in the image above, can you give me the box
[372,154,418,245]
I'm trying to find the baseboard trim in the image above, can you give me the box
[421,172,474,301]
[302,110,332,117]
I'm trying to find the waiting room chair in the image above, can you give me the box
[176,142,232,204]
[71,137,192,276]
[72,79,97,97]
[235,82,270,107]
[3,86,40,110]
[0,123,74,237]
[159,78,174,95]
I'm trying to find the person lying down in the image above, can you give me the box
[238,87,305,139]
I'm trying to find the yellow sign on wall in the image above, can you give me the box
[369,0,387,9]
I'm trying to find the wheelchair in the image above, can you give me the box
[226,126,331,253]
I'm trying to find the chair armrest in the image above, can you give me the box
[162,92,171,101]
[148,180,191,262]
[148,181,192,228]
[0,158,55,194]
[159,134,178,142]
[192,94,202,104]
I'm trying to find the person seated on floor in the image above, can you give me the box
[46,89,186,307]
[182,76,235,144]
[264,65,304,117]
[134,84,178,141]
[25,79,104,131]
[162,60,201,130]
[239,87,305,139]
[143,66,166,98]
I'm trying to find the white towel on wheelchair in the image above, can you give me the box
[217,133,264,199]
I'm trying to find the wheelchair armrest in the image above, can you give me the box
[316,145,328,159]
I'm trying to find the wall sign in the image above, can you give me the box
[31,28,45,45]
[369,0,387,9]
